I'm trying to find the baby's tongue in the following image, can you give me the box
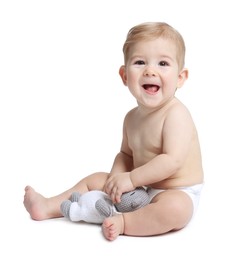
[145,85,158,93]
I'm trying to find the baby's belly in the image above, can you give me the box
[149,172,204,189]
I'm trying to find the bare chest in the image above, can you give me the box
[127,118,164,160]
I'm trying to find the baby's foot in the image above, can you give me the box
[102,214,124,241]
[23,186,50,220]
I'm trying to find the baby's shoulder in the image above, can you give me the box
[124,107,138,120]
[166,98,191,116]
[164,99,195,128]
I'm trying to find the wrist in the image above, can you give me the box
[129,171,137,188]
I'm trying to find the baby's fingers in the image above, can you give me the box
[104,180,113,195]
[115,191,122,204]
[110,187,122,204]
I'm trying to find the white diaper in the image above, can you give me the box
[146,183,204,216]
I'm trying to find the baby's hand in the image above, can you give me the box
[104,172,134,203]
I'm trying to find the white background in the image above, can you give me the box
[1,0,238,259]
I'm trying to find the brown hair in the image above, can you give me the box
[123,22,186,70]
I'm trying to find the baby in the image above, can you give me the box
[24,22,204,241]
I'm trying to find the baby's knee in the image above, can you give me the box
[154,191,193,228]
[168,192,193,227]
[86,172,109,190]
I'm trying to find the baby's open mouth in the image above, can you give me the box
[142,84,160,93]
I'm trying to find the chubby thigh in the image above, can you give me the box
[122,189,194,236]
[151,190,194,230]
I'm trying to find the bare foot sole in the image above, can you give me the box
[23,186,50,220]
[102,214,124,241]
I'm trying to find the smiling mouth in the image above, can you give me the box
[142,84,160,94]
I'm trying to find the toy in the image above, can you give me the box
[60,187,150,224]
[60,190,113,224]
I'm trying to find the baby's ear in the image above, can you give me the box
[177,68,188,89]
[119,65,127,86]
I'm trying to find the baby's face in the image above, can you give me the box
[122,38,183,109]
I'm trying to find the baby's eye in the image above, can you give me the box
[159,61,169,66]
[134,60,145,65]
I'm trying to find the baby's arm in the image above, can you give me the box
[104,117,134,202]
[130,105,195,187]
[110,151,133,175]
[110,115,133,175]
[105,151,133,203]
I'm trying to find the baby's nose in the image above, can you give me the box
[143,67,157,77]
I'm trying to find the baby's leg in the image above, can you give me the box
[102,190,193,241]
[23,172,108,220]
